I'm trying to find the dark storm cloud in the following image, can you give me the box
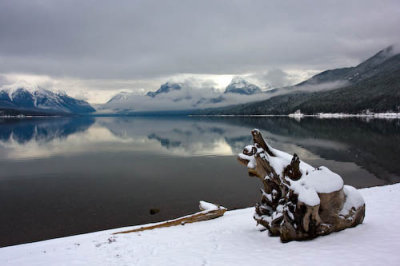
[0,0,399,79]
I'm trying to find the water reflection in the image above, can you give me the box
[97,117,248,156]
[0,116,399,184]
[0,117,95,144]
[0,117,95,160]
[1,116,399,246]
[97,117,400,184]
[211,117,400,183]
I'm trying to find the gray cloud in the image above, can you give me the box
[0,0,399,82]
[249,69,292,89]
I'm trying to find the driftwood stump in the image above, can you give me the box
[113,201,226,234]
[238,129,365,242]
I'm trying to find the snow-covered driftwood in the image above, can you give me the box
[113,201,227,234]
[238,129,365,242]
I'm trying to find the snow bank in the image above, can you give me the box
[1,184,399,265]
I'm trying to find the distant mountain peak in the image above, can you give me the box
[224,77,261,95]
[107,91,131,104]
[354,45,397,69]
[146,82,182,97]
[381,45,396,56]
[230,76,248,84]
[0,87,95,114]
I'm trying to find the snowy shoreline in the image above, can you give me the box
[288,112,400,119]
[190,112,400,119]
[1,184,400,265]
[2,112,399,119]
[0,115,61,118]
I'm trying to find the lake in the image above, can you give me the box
[0,116,399,247]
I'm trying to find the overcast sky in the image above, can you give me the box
[0,0,399,103]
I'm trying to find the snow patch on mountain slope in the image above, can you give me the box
[224,77,262,95]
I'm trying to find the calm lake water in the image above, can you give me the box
[1,116,399,246]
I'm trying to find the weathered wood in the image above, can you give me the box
[113,203,227,235]
[251,129,275,156]
[239,130,365,242]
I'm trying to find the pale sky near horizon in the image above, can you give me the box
[0,0,399,104]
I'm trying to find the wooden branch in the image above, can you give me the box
[251,129,275,156]
[113,202,227,235]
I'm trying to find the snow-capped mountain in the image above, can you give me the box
[224,77,262,95]
[0,88,95,114]
[106,91,131,104]
[146,82,182,97]
[98,78,270,114]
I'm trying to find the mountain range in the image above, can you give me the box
[197,46,400,115]
[99,77,266,114]
[0,88,95,116]
[102,46,400,115]
[1,46,398,116]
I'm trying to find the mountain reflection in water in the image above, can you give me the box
[1,116,399,183]
[0,116,399,246]
[0,117,95,144]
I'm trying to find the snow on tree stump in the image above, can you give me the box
[238,129,365,242]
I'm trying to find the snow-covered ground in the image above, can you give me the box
[316,112,400,119]
[287,112,400,119]
[1,184,400,266]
